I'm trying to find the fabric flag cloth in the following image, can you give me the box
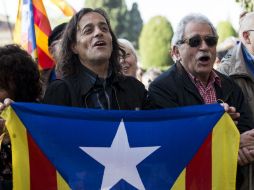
[1,103,239,190]
[13,0,54,70]
[50,0,76,16]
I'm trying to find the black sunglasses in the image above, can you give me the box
[177,35,218,48]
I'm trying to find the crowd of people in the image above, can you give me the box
[0,7,254,190]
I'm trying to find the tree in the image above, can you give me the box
[84,0,143,48]
[216,21,237,44]
[139,16,173,70]
[235,0,254,11]
[85,0,128,37]
[127,3,143,48]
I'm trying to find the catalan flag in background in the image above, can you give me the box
[13,0,53,69]
[13,0,75,70]
[50,0,76,16]
[1,103,239,190]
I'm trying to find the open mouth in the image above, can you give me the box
[198,55,210,62]
[122,66,129,71]
[94,41,106,47]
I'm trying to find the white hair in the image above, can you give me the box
[171,13,217,47]
[118,38,137,59]
[239,12,254,36]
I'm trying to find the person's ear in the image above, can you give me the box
[242,31,251,44]
[172,46,181,61]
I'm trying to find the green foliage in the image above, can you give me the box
[85,0,128,36]
[216,21,237,44]
[127,3,143,48]
[84,0,143,47]
[139,16,173,70]
[236,0,254,11]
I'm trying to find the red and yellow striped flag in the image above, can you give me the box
[13,0,54,70]
[50,0,76,16]
[171,113,239,190]
[2,105,70,190]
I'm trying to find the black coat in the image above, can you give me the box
[43,66,151,110]
[149,62,253,133]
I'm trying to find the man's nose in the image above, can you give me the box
[94,27,103,37]
[199,39,209,49]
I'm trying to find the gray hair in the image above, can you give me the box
[239,12,254,35]
[171,13,218,47]
[118,38,137,59]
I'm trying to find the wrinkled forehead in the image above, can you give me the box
[184,21,214,37]
[78,12,108,29]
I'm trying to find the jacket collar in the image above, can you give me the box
[176,62,233,102]
[222,42,254,82]
[176,62,203,101]
[76,62,120,96]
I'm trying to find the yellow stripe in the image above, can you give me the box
[32,0,47,16]
[34,25,51,57]
[1,107,30,190]
[50,0,75,16]
[57,172,71,190]
[13,0,22,44]
[212,113,240,190]
[171,168,186,190]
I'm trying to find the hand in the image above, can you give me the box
[0,98,13,135]
[220,103,240,125]
[0,98,13,113]
[240,129,254,148]
[238,147,254,166]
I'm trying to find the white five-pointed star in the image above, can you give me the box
[80,119,160,190]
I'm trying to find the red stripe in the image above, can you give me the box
[37,46,54,69]
[33,4,51,36]
[186,133,212,190]
[27,133,58,190]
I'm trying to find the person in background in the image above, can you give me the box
[41,22,67,95]
[214,36,237,69]
[48,23,67,66]
[148,13,254,189]
[216,11,254,190]
[141,68,162,89]
[43,8,151,110]
[118,38,138,78]
[0,44,42,190]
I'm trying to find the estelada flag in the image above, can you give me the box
[1,103,239,190]
[13,0,54,70]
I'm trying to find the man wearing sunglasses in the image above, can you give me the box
[149,13,254,189]
[216,11,254,190]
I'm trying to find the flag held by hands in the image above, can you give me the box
[1,103,239,190]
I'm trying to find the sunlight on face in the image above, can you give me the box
[73,12,113,66]
[119,46,138,78]
[177,22,217,82]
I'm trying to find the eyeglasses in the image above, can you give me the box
[177,35,218,48]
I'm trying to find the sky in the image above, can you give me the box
[0,0,244,31]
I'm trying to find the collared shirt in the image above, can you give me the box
[79,64,113,109]
[188,70,221,104]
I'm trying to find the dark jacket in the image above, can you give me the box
[149,62,253,133]
[43,64,151,110]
